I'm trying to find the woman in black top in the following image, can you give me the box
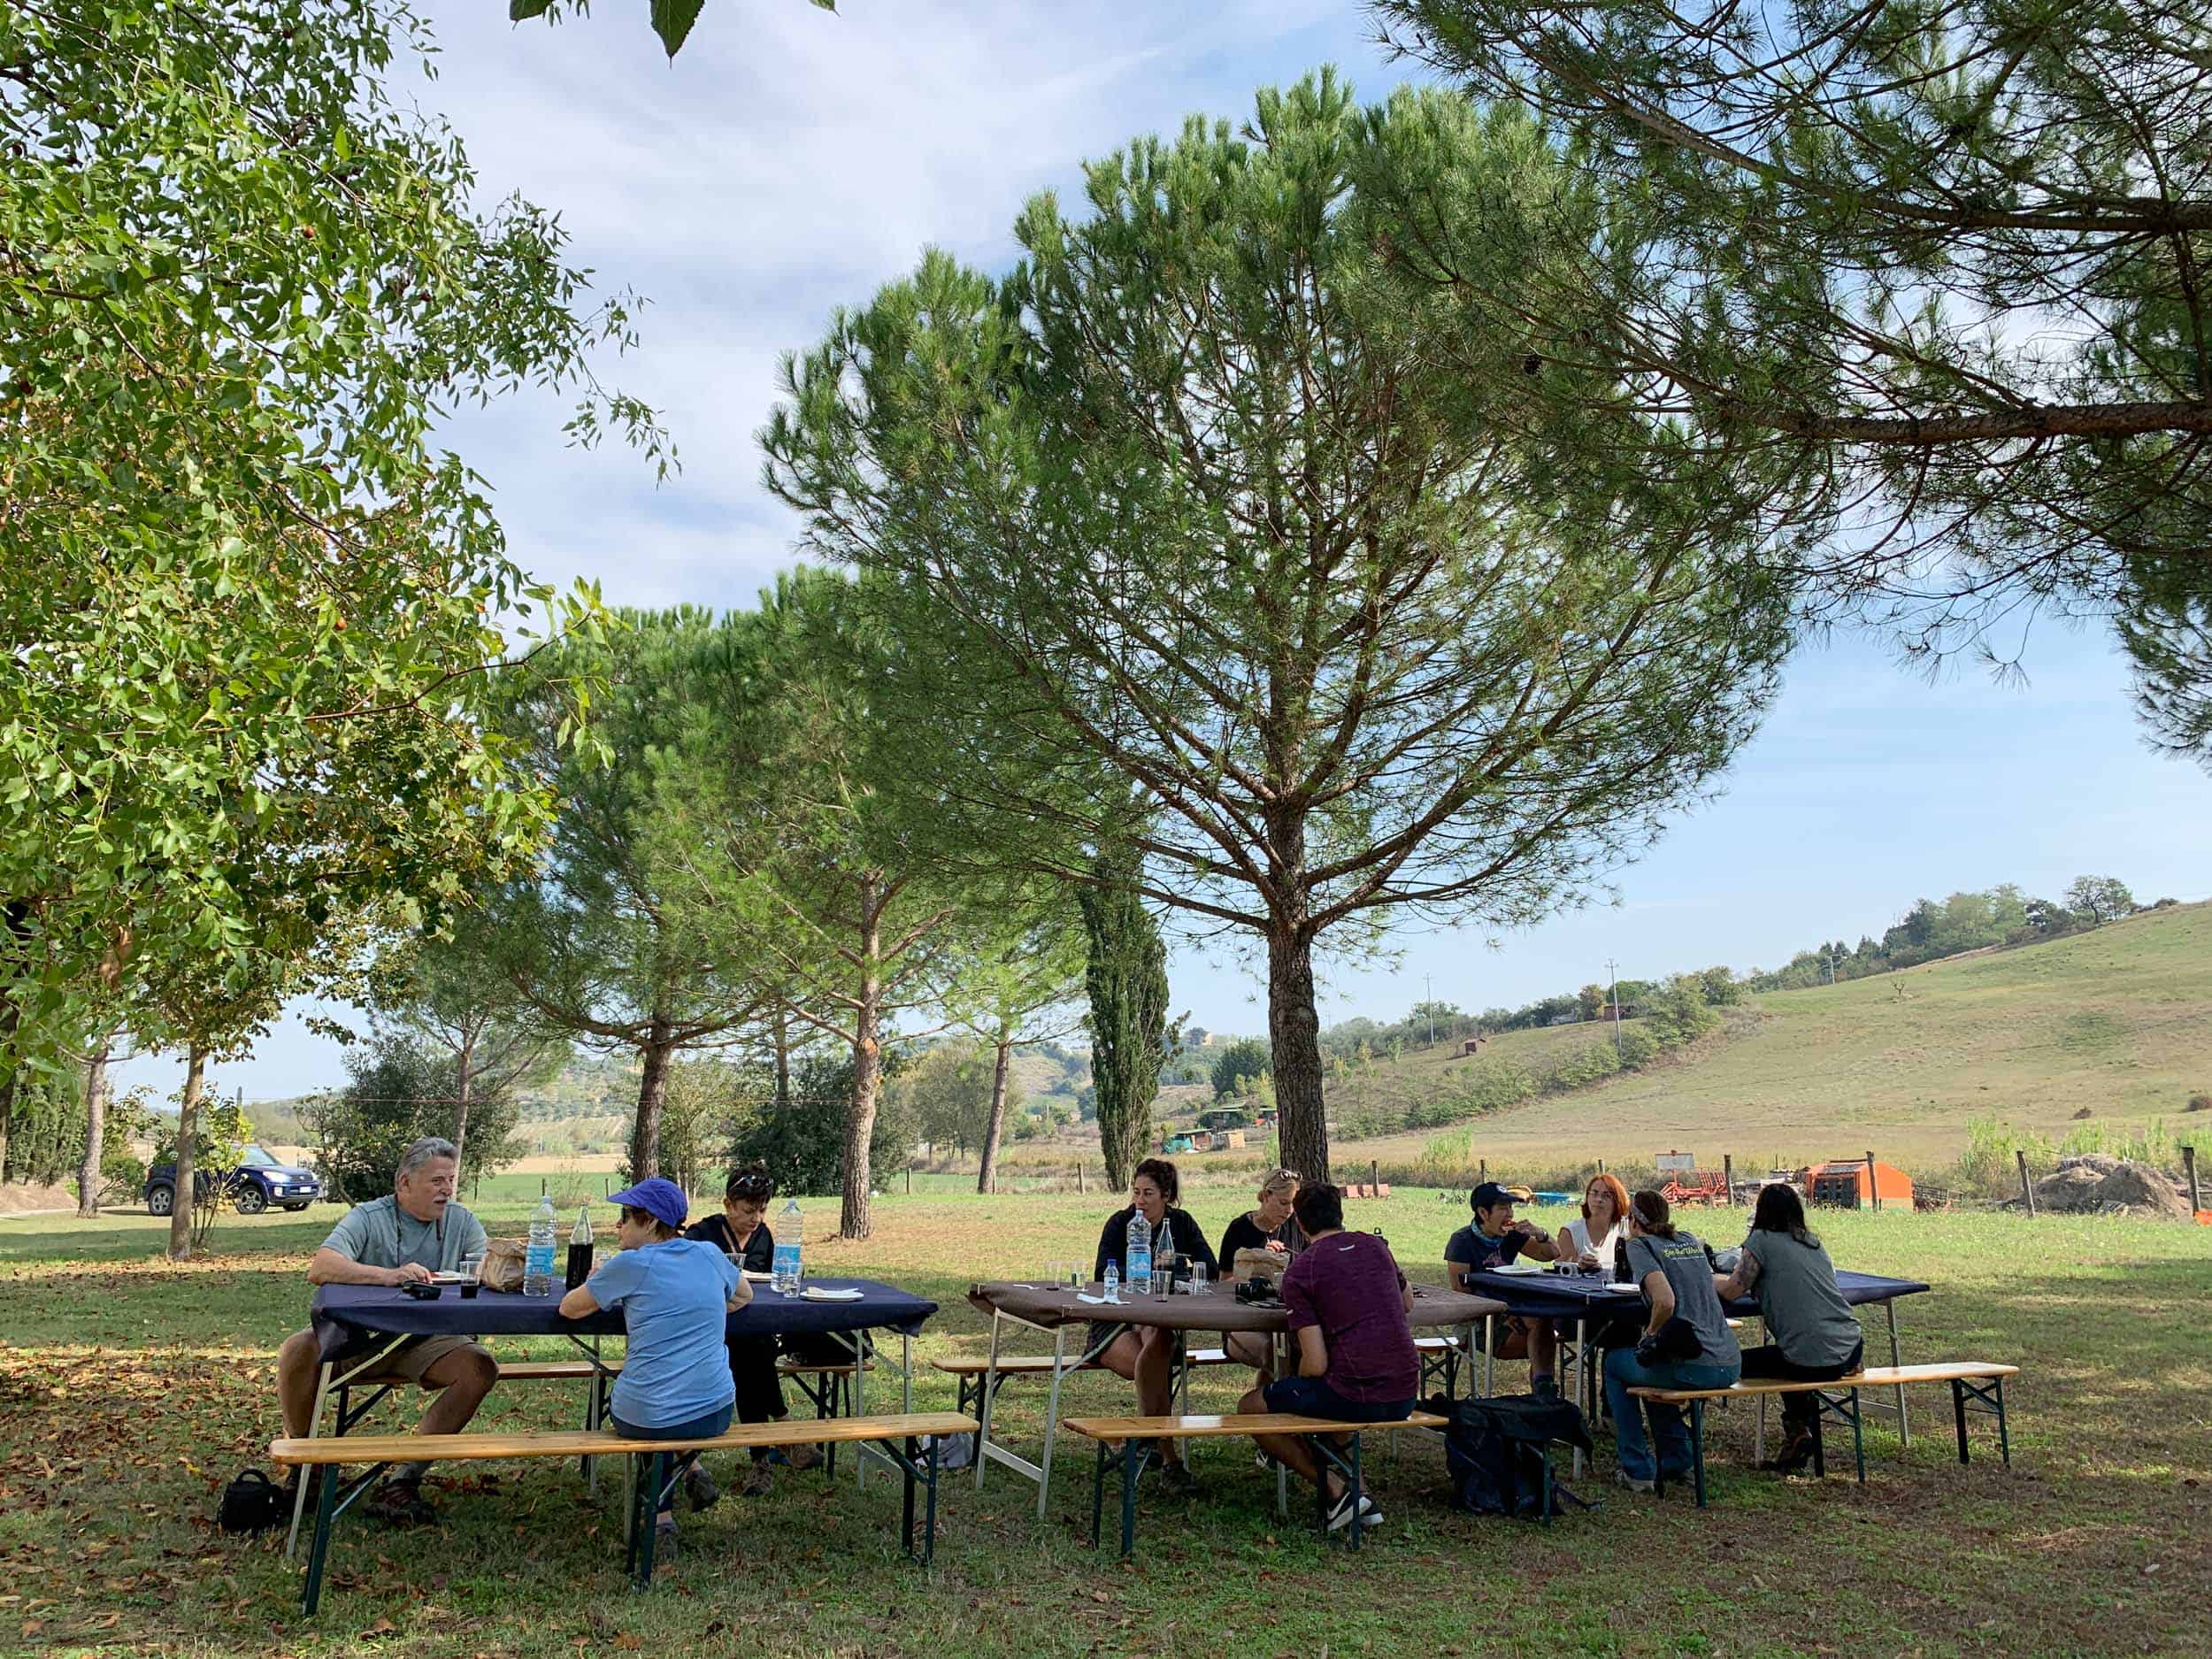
[1217,1168,1302,1380]
[1088,1157,1217,1495]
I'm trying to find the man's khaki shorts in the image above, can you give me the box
[330,1333,491,1388]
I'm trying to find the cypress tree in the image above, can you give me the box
[1078,849,1171,1192]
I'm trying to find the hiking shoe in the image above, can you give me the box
[783,1442,822,1472]
[1613,1469,1655,1494]
[1325,1489,1383,1531]
[1156,1460,1201,1498]
[1760,1431,1816,1475]
[683,1462,721,1512]
[740,1463,776,1498]
[367,1478,437,1526]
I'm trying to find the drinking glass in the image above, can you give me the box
[458,1250,484,1283]
[1067,1263,1087,1291]
[1189,1261,1209,1296]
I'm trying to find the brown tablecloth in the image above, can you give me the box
[970,1280,1503,1335]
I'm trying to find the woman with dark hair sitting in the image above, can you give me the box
[1714,1183,1864,1474]
[1089,1156,1218,1496]
[559,1179,749,1563]
[1602,1189,1741,1493]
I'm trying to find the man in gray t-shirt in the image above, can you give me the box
[273,1138,500,1522]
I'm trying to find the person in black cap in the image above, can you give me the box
[1445,1180,1564,1397]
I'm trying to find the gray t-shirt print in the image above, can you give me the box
[320,1194,488,1275]
[1624,1231,1740,1368]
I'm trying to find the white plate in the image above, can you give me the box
[1603,1283,1642,1294]
[741,1270,774,1282]
[801,1286,862,1302]
[1490,1261,1548,1275]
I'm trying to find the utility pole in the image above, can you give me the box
[1606,957,1623,1057]
[1424,974,1434,1048]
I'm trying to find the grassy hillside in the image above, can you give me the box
[1340,899,2212,1176]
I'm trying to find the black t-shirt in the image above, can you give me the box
[1093,1207,1219,1282]
[1217,1211,1306,1277]
[684,1213,773,1272]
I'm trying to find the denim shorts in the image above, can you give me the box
[1263,1375,1415,1424]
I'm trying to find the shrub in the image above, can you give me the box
[2186,1094,2209,1113]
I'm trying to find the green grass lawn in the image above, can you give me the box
[3,1191,2208,1658]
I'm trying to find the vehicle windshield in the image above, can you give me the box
[238,1145,279,1167]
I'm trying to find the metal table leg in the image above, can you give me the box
[1886,1300,1909,1448]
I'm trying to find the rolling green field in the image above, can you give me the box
[4,1189,2208,1658]
[1328,901,2212,1178]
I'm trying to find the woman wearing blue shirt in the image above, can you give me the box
[560,1178,748,1562]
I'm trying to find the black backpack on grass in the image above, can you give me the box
[1441,1394,1594,1519]
[219,1468,289,1534]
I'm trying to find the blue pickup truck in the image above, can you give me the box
[143,1143,324,1216]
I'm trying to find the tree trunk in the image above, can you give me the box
[772,1008,793,1116]
[976,1033,1012,1195]
[1267,926,1330,1183]
[168,1046,206,1262]
[841,887,884,1240]
[0,981,18,1181]
[450,1033,473,1179]
[77,1040,112,1218]
[628,1023,674,1180]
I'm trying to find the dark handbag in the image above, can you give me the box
[1637,1315,1704,1364]
[219,1468,290,1534]
[1441,1394,1594,1519]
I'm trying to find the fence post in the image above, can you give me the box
[905,1165,911,1195]
[1864,1150,1879,1211]
[541,1176,548,1197]
[2017,1149,2036,1217]
[1479,1158,1486,1184]
[2183,1145,2200,1213]
[1722,1154,1734,1204]
[1370,1157,1379,1193]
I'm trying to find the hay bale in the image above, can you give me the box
[2093,1161,2191,1220]
[2056,1152,2124,1176]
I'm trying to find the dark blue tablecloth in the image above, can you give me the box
[311,1276,938,1358]
[1462,1266,1931,1322]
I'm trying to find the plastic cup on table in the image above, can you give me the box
[1189,1261,1209,1296]
[458,1251,484,1299]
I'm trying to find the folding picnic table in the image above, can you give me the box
[965,1279,1505,1516]
[1459,1265,1932,1470]
[291,1275,938,1555]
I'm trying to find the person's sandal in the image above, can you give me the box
[366,1478,437,1526]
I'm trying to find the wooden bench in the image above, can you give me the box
[933,1337,1460,1413]
[1063,1410,1448,1555]
[1628,1362,2018,1505]
[270,1410,976,1614]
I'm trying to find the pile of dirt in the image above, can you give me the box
[2031,1157,2191,1219]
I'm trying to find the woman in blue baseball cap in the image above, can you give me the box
[560,1177,749,1563]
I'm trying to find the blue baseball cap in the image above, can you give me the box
[609,1178,688,1231]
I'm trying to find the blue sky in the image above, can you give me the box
[119,1,2212,1103]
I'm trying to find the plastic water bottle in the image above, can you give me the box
[772,1196,803,1292]
[1102,1262,1121,1303]
[1126,1211,1152,1298]
[524,1194,557,1298]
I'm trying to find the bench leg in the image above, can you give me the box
[901,1435,918,1557]
[1811,1401,1827,1479]
[299,1453,342,1618]
[1349,1434,1364,1552]
[1951,1377,1971,1465]
[286,1361,335,1562]
[1089,1436,1108,1549]
[1690,1402,1708,1509]
[1118,1440,1148,1558]
[1886,1300,1909,1449]
[1850,1388,1866,1484]
[1995,1378,2011,1466]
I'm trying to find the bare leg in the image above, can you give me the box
[1225,1332,1273,1384]
[277,1328,324,1439]
[1530,1321,1559,1381]
[1133,1330,1182,1465]
[1240,1386,1340,1502]
[416,1346,498,1436]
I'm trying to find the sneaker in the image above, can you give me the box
[1254,1449,1274,1471]
[1156,1460,1201,1498]
[683,1462,721,1512]
[1613,1469,1655,1494]
[1760,1430,1816,1475]
[367,1478,437,1526]
[1325,1489,1384,1531]
[740,1463,776,1499]
[1532,1376,1561,1402]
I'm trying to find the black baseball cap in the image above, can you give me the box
[1470,1181,1517,1212]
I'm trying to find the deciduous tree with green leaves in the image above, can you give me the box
[1,0,657,1149]
[764,75,1795,1180]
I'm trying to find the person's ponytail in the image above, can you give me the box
[1631,1189,1677,1240]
